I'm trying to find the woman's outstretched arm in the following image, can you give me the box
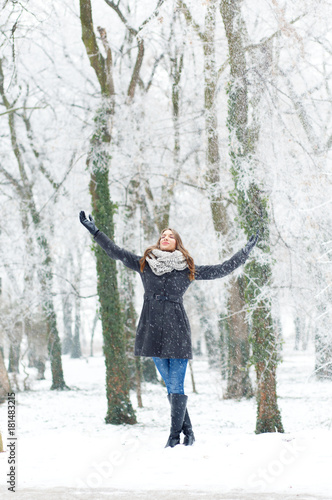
[79,211,141,273]
[195,232,259,281]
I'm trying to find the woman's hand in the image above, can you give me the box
[242,230,259,256]
[79,211,99,236]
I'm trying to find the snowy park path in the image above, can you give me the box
[0,488,331,500]
[0,487,331,500]
[1,344,331,499]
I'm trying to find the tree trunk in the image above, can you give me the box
[90,310,99,357]
[37,236,67,390]
[71,251,83,359]
[314,269,332,378]
[0,348,11,404]
[71,292,82,359]
[89,107,136,424]
[189,361,197,394]
[80,0,137,424]
[62,293,73,355]
[202,1,228,237]
[27,315,47,380]
[218,313,229,380]
[220,0,284,432]
[8,322,22,374]
[61,257,74,355]
[135,357,143,408]
[203,1,252,395]
[142,358,158,384]
[179,0,252,389]
[315,330,332,379]
[45,297,67,390]
[0,59,67,390]
[224,276,253,398]
[121,196,143,407]
[156,17,184,231]
[193,291,219,367]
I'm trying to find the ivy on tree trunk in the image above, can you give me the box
[89,107,136,425]
[178,0,252,396]
[79,0,137,425]
[221,0,284,433]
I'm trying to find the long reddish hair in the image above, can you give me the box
[139,228,195,281]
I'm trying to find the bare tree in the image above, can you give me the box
[0,58,67,390]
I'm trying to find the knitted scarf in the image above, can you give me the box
[146,248,188,276]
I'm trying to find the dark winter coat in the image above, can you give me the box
[94,231,249,360]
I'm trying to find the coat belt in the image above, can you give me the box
[144,293,183,304]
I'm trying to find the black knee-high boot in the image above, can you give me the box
[182,408,195,446]
[167,394,195,446]
[165,394,188,448]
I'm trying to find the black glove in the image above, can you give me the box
[242,230,259,257]
[79,211,99,236]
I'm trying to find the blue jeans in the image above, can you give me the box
[152,357,188,394]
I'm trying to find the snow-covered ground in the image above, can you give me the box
[0,341,331,500]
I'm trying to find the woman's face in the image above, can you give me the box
[159,230,177,252]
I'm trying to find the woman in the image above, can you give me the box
[79,211,258,448]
